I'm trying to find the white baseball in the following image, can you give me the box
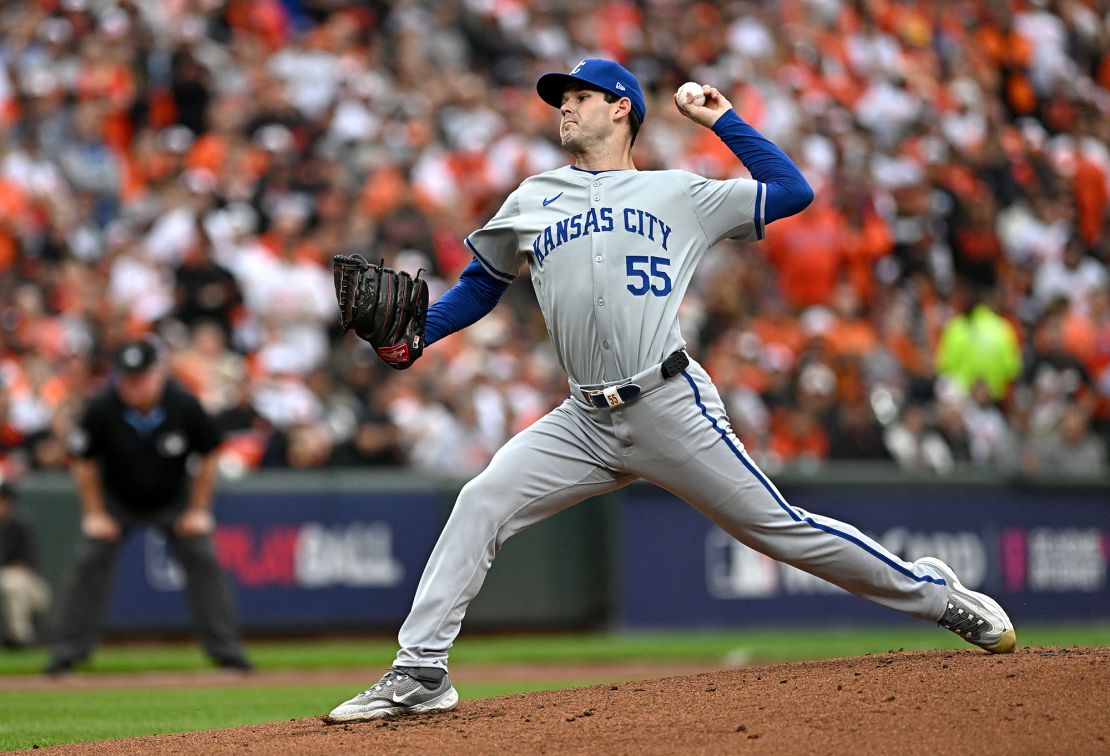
[677,81,705,107]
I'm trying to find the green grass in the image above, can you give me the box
[1,624,1107,751]
[2,623,1108,676]
[0,685,346,750]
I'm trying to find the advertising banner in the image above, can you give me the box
[617,486,1110,627]
[105,490,442,630]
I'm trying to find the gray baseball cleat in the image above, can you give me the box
[917,556,1017,654]
[325,666,459,723]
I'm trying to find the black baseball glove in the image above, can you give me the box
[333,254,429,370]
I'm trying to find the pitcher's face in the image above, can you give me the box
[559,88,619,154]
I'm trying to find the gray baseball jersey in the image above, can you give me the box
[391,163,953,670]
[465,166,765,386]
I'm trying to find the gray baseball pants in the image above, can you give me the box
[396,359,948,668]
[49,504,245,666]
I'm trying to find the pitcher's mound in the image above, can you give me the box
[41,647,1110,755]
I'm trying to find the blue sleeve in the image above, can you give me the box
[711,109,813,223]
[424,259,510,346]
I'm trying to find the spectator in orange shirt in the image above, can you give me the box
[0,178,29,271]
[1073,137,1108,250]
[769,406,829,467]
[825,283,878,359]
[750,297,808,364]
[839,195,893,305]
[975,8,1037,118]
[764,197,841,310]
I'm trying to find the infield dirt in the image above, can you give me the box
[30,646,1110,755]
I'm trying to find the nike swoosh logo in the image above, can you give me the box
[392,688,424,704]
[542,193,563,206]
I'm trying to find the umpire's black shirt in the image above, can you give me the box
[68,380,222,512]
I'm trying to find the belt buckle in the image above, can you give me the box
[602,385,623,407]
[583,384,627,408]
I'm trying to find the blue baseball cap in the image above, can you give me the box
[537,59,646,124]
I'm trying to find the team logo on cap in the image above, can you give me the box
[570,60,586,75]
[122,346,143,368]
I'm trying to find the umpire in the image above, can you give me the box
[45,338,250,674]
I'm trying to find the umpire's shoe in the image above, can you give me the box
[917,557,1017,654]
[325,666,458,723]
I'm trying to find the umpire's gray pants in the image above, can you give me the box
[396,360,949,668]
[49,505,245,665]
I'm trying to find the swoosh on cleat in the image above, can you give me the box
[391,688,425,704]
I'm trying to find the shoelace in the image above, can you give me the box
[365,669,410,696]
[941,602,987,639]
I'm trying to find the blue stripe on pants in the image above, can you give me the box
[679,370,945,587]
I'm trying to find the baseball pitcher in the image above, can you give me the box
[326,59,1016,723]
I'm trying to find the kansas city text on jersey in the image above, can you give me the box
[530,206,674,267]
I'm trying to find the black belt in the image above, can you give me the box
[580,350,689,409]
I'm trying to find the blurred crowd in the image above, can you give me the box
[0,0,1107,480]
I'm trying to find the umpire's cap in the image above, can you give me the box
[115,338,159,374]
[537,59,646,124]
